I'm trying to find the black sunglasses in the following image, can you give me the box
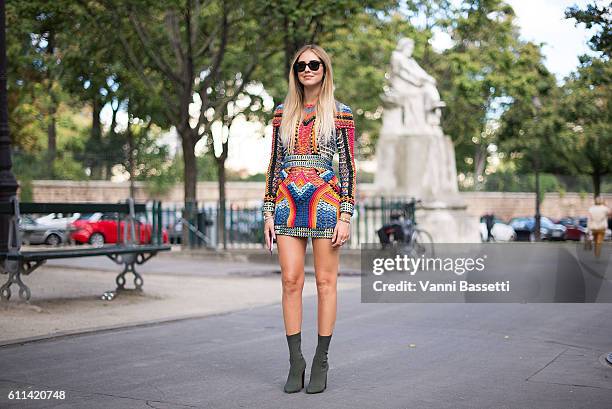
[294,60,324,73]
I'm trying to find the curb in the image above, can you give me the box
[161,248,363,270]
[0,300,283,349]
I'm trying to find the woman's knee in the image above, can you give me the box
[315,274,337,293]
[282,273,305,293]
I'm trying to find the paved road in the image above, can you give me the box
[1,285,611,408]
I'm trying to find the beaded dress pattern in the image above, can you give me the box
[262,100,356,238]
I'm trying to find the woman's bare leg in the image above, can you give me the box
[277,235,308,335]
[311,238,340,336]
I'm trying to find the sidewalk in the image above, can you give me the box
[0,254,361,345]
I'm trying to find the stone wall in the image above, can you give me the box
[28,180,610,221]
[458,191,605,221]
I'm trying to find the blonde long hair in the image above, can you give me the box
[279,44,337,153]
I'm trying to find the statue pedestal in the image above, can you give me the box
[374,132,458,199]
[416,200,481,244]
[374,133,481,243]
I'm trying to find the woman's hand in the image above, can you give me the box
[332,215,351,248]
[264,217,276,252]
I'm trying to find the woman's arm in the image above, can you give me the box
[262,105,285,216]
[335,104,357,217]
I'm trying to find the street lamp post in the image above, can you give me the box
[0,1,20,252]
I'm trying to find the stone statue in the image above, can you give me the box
[382,38,446,135]
[374,37,480,243]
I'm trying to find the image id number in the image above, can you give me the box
[8,390,66,400]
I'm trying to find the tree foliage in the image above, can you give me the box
[565,1,611,58]
[6,0,610,200]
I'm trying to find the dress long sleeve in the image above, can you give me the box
[262,104,285,215]
[335,104,357,216]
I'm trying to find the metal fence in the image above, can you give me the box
[161,196,417,249]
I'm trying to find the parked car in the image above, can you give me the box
[556,217,588,241]
[479,217,516,241]
[509,216,567,241]
[70,213,168,247]
[578,216,612,242]
[35,212,81,229]
[19,215,71,246]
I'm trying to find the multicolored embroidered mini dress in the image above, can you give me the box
[262,100,357,238]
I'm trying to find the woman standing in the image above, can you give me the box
[262,44,357,393]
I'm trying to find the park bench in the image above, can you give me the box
[0,196,171,301]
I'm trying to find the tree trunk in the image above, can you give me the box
[534,158,541,242]
[216,135,229,250]
[217,156,227,250]
[46,29,57,175]
[182,134,197,204]
[127,115,135,199]
[474,143,487,190]
[90,97,103,179]
[105,164,113,180]
[47,111,57,174]
[592,172,601,197]
[180,130,197,247]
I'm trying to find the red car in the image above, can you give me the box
[555,217,588,241]
[70,212,169,246]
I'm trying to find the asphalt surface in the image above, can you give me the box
[1,285,611,408]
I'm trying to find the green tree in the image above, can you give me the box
[434,0,536,187]
[73,0,282,215]
[556,56,611,195]
[495,39,562,238]
[556,1,612,195]
[565,1,611,58]
[6,1,77,173]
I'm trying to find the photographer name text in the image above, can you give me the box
[372,280,510,292]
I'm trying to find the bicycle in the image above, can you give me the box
[376,199,435,258]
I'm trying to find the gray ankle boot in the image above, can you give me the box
[284,331,307,393]
[306,333,332,393]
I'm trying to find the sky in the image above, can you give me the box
[499,0,598,80]
[418,0,599,83]
[429,0,598,80]
[106,0,601,179]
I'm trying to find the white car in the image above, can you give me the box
[35,213,81,229]
[480,221,516,242]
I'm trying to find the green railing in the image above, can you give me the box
[158,196,418,249]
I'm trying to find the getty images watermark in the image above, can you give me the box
[371,252,509,293]
[360,242,611,303]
